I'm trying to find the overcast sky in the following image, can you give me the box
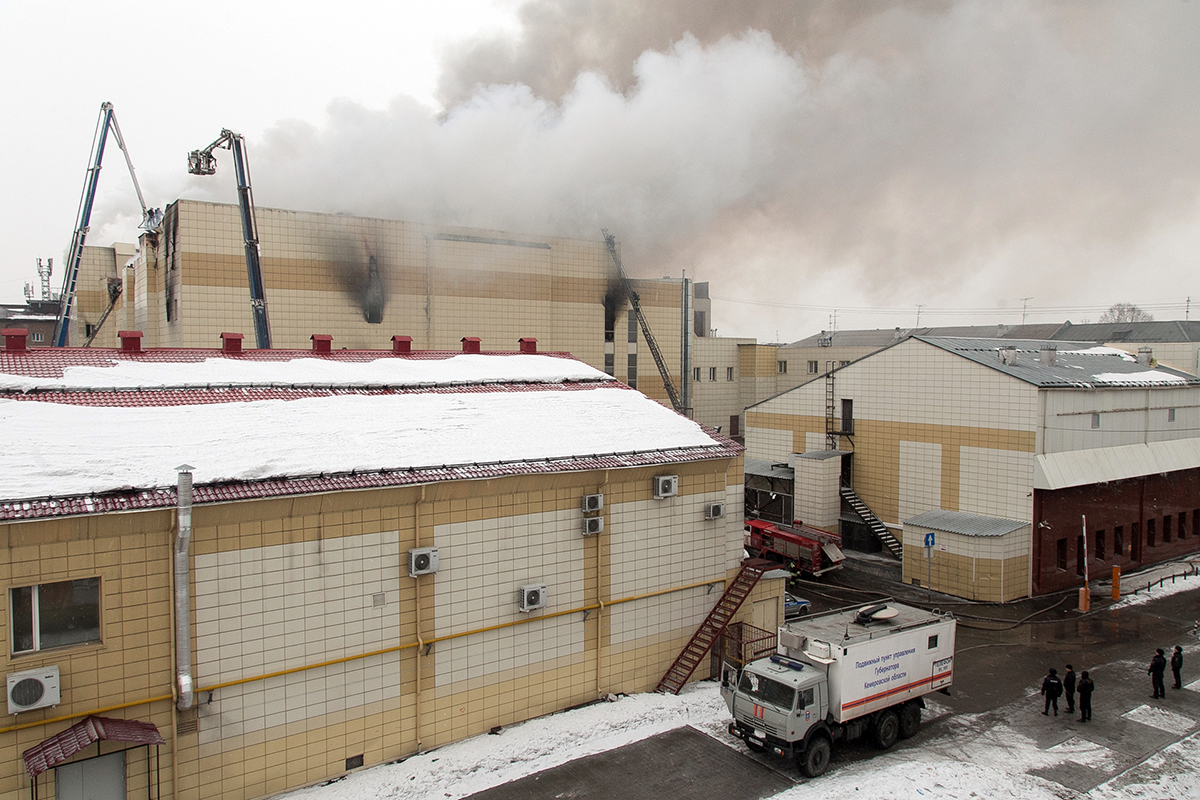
[3,1,1199,341]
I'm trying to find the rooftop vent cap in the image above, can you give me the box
[311,334,333,353]
[1039,345,1056,367]
[1137,347,1154,367]
[2,328,28,352]
[461,337,481,354]
[998,345,1017,366]
[392,335,413,354]
[118,330,143,353]
[519,337,538,354]
[220,332,244,354]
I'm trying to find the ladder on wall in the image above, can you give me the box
[655,558,774,695]
[825,367,838,450]
[840,486,903,558]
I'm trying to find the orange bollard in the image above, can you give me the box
[1112,566,1121,600]
[1078,586,1091,612]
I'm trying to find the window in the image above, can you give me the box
[798,687,815,709]
[31,331,44,343]
[1076,534,1085,574]
[927,634,939,650]
[709,367,717,381]
[11,577,101,654]
[726,367,734,381]
[693,367,701,382]
[627,311,638,344]
[604,352,614,376]
[808,360,818,374]
[841,399,854,434]
[1163,515,1172,543]
[1095,530,1105,561]
[1183,512,1191,540]
[1114,526,1124,557]
[1169,408,1177,423]
[1091,413,1100,429]
[777,360,787,374]
[1148,518,1156,547]
[627,354,637,389]
[1057,539,1067,571]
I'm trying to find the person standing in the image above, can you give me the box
[1078,671,1094,722]
[1041,668,1063,716]
[1149,648,1168,698]
[1171,646,1184,690]
[1063,665,1077,714]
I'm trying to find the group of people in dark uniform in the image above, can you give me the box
[1040,665,1093,721]
[1040,646,1185,721]
[1148,645,1185,698]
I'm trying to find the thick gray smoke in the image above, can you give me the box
[190,0,1200,338]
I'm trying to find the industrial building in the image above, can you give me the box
[0,330,776,799]
[745,337,1200,600]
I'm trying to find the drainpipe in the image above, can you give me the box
[681,275,693,416]
[175,464,195,711]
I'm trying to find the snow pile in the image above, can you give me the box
[0,353,610,392]
[284,688,730,800]
[1090,370,1189,386]
[0,387,718,500]
[1110,570,1200,608]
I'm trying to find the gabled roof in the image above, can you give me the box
[0,346,739,519]
[1051,320,1200,344]
[783,323,1067,349]
[919,337,1200,389]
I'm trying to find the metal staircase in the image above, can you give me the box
[655,559,774,694]
[840,486,902,558]
[825,367,838,449]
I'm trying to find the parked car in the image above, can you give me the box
[784,593,811,619]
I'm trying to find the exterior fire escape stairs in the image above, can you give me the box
[840,486,902,558]
[655,558,775,695]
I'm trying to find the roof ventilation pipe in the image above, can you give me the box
[998,346,1018,366]
[174,464,195,711]
[1039,345,1056,367]
[1138,347,1154,367]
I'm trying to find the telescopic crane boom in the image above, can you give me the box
[188,129,271,349]
[53,102,161,347]
[602,229,684,414]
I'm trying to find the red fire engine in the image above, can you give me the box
[744,519,846,576]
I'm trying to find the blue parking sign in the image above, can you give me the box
[924,532,936,547]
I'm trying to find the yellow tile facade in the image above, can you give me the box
[0,457,765,799]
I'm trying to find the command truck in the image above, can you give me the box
[723,601,955,777]
[744,519,845,576]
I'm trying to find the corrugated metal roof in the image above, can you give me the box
[795,449,849,460]
[903,510,1028,537]
[784,323,1068,348]
[1034,438,1200,490]
[919,337,1200,388]
[1051,320,1200,344]
[24,716,165,778]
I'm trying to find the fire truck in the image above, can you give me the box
[744,519,845,576]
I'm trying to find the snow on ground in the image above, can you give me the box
[276,682,1200,800]
[1110,569,1200,609]
[1121,703,1198,736]
[0,387,718,499]
[0,353,611,392]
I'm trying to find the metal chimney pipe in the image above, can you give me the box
[174,464,195,711]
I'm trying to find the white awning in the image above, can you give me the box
[1035,438,1200,491]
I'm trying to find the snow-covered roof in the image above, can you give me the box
[0,347,738,519]
[919,337,1200,388]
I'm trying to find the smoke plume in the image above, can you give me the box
[188,0,1200,338]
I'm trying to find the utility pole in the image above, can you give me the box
[915,305,923,327]
[1020,297,1033,325]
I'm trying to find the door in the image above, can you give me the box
[56,751,125,800]
[752,597,779,633]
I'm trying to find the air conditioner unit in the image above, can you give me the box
[7,666,60,714]
[582,493,604,513]
[705,502,726,520]
[408,547,440,577]
[653,475,679,499]
[519,584,547,613]
[582,517,604,536]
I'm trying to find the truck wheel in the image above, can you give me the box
[899,702,922,739]
[874,709,900,750]
[799,737,831,778]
